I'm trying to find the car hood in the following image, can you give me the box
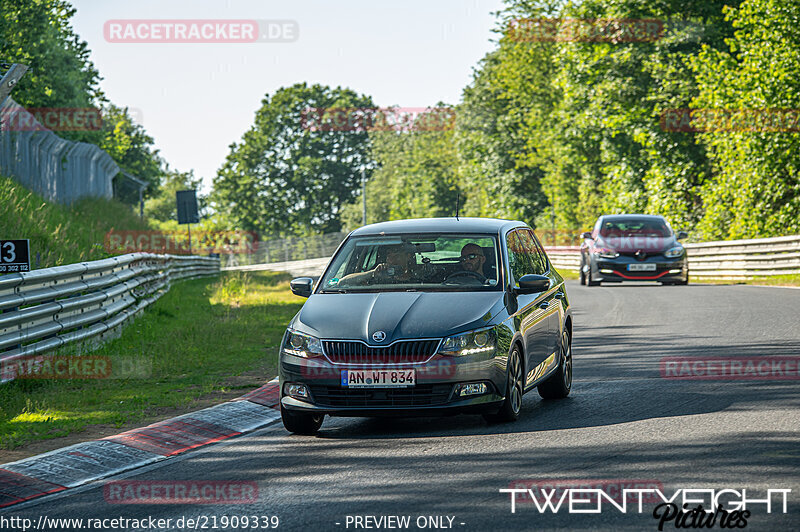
[292,291,505,343]
[598,235,678,253]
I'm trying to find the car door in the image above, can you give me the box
[518,229,560,366]
[525,230,562,358]
[505,229,552,387]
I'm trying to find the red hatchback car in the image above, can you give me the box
[579,214,689,286]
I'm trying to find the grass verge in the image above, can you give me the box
[0,175,149,268]
[556,268,580,280]
[0,270,301,455]
[695,273,800,287]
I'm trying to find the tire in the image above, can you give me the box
[587,264,601,286]
[281,405,324,435]
[579,259,587,285]
[484,346,524,423]
[538,328,572,399]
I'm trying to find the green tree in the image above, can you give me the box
[1,1,165,198]
[691,0,800,239]
[212,83,375,236]
[455,0,560,226]
[524,0,737,231]
[340,106,460,230]
[101,104,163,195]
[0,0,103,143]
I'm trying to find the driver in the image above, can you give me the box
[453,243,486,281]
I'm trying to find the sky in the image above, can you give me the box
[70,0,507,192]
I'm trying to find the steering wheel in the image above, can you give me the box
[444,270,485,284]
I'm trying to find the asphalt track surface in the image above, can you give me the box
[5,281,800,531]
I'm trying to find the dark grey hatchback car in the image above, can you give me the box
[279,218,573,434]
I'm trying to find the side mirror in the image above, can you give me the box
[290,277,313,298]
[581,231,592,240]
[676,231,688,240]
[516,274,551,295]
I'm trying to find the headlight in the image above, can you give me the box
[595,247,619,259]
[282,330,323,358]
[664,246,684,258]
[439,329,496,356]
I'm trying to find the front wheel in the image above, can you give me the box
[587,265,600,287]
[484,346,524,423]
[538,329,572,399]
[281,405,324,435]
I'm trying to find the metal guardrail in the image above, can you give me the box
[544,246,582,272]
[0,253,220,383]
[683,235,800,278]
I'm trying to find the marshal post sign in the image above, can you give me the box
[0,239,31,273]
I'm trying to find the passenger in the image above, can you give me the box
[340,247,417,285]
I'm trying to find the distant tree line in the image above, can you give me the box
[211,0,800,240]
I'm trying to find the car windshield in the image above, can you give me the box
[319,234,501,292]
[599,218,671,237]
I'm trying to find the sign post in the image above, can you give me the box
[0,239,31,274]
[176,190,199,254]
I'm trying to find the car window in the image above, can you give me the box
[518,229,547,275]
[506,230,535,283]
[320,233,501,292]
[599,218,671,237]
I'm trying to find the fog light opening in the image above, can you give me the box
[285,383,309,399]
[599,269,615,274]
[458,382,488,397]
[668,269,682,274]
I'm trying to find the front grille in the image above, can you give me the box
[617,251,665,260]
[322,339,440,365]
[309,384,452,407]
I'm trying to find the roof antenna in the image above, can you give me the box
[455,193,460,221]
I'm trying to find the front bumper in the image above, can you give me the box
[279,351,505,417]
[281,395,504,417]
[593,255,688,282]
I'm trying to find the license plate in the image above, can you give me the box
[627,263,657,271]
[341,369,415,388]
